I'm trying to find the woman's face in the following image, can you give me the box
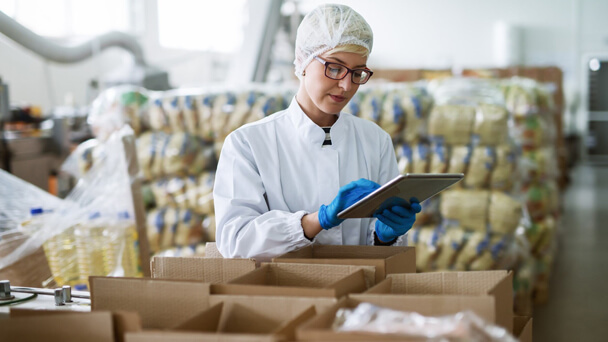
[297,51,368,126]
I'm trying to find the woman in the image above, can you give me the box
[213,4,420,259]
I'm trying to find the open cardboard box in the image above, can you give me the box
[352,270,513,332]
[124,301,316,342]
[272,245,416,285]
[211,263,371,298]
[297,296,524,341]
[514,316,533,342]
[90,276,211,329]
[151,256,256,282]
[209,294,338,315]
[2,308,141,342]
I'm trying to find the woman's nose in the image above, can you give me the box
[338,74,352,91]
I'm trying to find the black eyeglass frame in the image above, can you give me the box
[313,56,374,84]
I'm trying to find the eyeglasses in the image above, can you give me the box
[314,56,373,84]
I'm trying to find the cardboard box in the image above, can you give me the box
[0,232,53,288]
[8,308,141,342]
[355,270,513,331]
[297,296,498,341]
[151,256,256,282]
[90,276,210,329]
[204,242,223,258]
[0,311,116,342]
[124,301,316,342]
[212,263,370,298]
[272,245,416,285]
[514,316,533,342]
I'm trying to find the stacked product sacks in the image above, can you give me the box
[86,85,291,257]
[503,77,561,306]
[382,79,530,283]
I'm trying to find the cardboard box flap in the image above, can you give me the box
[277,245,413,259]
[125,331,280,342]
[215,263,368,298]
[204,242,223,258]
[514,316,533,342]
[386,270,509,295]
[172,302,223,332]
[0,311,115,342]
[219,302,285,334]
[272,305,316,341]
[9,309,142,342]
[90,276,210,330]
[151,256,256,283]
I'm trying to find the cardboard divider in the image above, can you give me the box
[151,256,256,282]
[209,295,337,317]
[514,316,533,342]
[90,276,210,330]
[211,263,370,298]
[297,296,499,341]
[357,270,513,331]
[272,245,416,285]
[124,297,317,342]
[0,311,116,342]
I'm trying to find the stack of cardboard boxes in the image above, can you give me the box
[0,244,532,341]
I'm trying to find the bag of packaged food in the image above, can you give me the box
[400,95,425,143]
[472,103,509,146]
[203,214,216,242]
[453,231,488,271]
[429,142,448,173]
[464,146,496,189]
[358,91,382,124]
[212,92,237,141]
[491,144,517,191]
[226,91,257,136]
[447,145,472,175]
[166,96,186,133]
[198,94,216,142]
[183,95,200,136]
[412,142,430,173]
[428,104,475,145]
[434,226,466,270]
[489,191,522,235]
[162,133,206,177]
[441,189,489,232]
[160,208,179,251]
[146,207,167,253]
[196,172,215,215]
[379,91,404,140]
[136,132,157,180]
[148,98,169,132]
[150,179,170,207]
[415,226,440,272]
[173,209,204,247]
[522,183,549,222]
[88,86,149,140]
[396,143,413,174]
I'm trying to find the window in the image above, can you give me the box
[0,0,131,38]
[157,0,247,53]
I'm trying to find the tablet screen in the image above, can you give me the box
[337,173,464,219]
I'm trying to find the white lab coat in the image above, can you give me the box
[213,98,400,259]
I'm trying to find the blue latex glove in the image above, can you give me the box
[318,178,381,230]
[374,198,422,243]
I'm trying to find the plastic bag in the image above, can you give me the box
[333,303,517,341]
[1,126,141,288]
[88,85,150,140]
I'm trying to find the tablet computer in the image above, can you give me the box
[337,173,464,219]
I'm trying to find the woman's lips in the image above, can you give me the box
[330,95,346,102]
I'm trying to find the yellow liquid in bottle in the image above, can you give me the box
[42,225,80,286]
[75,218,109,287]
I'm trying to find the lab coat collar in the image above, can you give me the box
[288,97,348,147]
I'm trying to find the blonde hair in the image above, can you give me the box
[326,44,370,58]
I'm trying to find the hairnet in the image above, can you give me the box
[294,4,373,78]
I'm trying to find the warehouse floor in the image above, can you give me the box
[533,164,608,341]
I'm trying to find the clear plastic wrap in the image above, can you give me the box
[333,303,518,341]
[1,126,141,288]
[88,85,150,140]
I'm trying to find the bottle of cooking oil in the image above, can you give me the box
[74,212,108,287]
[27,208,80,287]
[118,211,142,277]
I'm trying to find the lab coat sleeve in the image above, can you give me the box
[213,130,312,259]
[367,131,402,246]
